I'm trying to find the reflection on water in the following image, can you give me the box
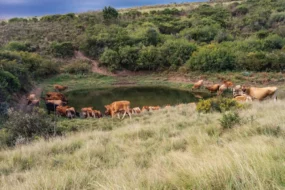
[66,87,212,112]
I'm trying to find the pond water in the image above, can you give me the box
[66,87,212,112]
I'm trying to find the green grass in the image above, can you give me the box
[1,101,285,189]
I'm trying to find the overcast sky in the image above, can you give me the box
[0,0,206,19]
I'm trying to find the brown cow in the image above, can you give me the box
[54,84,68,92]
[141,106,150,112]
[242,86,278,101]
[81,107,94,118]
[105,101,131,119]
[93,110,102,118]
[45,92,67,102]
[56,106,76,119]
[192,80,204,90]
[131,107,141,114]
[205,84,220,93]
[218,81,234,95]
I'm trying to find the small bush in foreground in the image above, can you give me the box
[2,109,58,146]
[196,98,242,113]
[219,111,241,129]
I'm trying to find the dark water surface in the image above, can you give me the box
[66,87,212,112]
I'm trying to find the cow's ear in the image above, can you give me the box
[105,105,109,109]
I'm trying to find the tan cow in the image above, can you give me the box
[192,80,204,90]
[81,107,94,118]
[142,106,150,112]
[105,101,131,119]
[149,106,160,111]
[131,107,141,114]
[93,110,102,118]
[233,95,252,102]
[54,84,68,92]
[56,106,76,119]
[27,93,36,105]
[242,86,278,101]
[205,84,220,93]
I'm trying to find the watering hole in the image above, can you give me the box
[66,86,213,112]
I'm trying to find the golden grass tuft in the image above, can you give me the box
[1,101,285,189]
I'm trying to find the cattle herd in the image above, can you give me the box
[26,81,278,120]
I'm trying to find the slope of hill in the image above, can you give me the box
[1,101,285,189]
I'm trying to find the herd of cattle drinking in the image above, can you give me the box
[26,80,278,119]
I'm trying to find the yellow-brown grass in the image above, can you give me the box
[1,101,285,189]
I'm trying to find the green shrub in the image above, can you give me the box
[159,40,197,67]
[3,109,58,146]
[270,12,285,24]
[219,111,241,129]
[137,46,163,70]
[103,6,119,20]
[50,42,74,58]
[187,44,236,72]
[232,5,249,16]
[5,41,35,52]
[263,34,285,50]
[63,60,91,74]
[196,98,242,113]
[119,46,140,71]
[100,49,121,71]
[180,24,220,43]
[0,70,20,92]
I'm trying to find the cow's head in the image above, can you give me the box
[66,108,76,119]
[241,85,250,94]
[104,105,111,116]
[233,85,243,97]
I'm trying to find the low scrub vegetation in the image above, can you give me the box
[0,101,285,189]
[0,0,284,72]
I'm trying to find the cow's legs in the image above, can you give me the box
[121,111,127,119]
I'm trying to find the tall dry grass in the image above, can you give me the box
[1,101,285,189]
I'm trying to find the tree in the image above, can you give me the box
[103,6,119,20]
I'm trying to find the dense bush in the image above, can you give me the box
[2,109,58,146]
[196,98,242,113]
[187,44,236,71]
[219,111,241,129]
[5,41,36,52]
[0,70,20,92]
[100,49,121,71]
[137,46,163,70]
[63,60,92,74]
[103,6,119,20]
[159,40,197,67]
[50,42,74,58]
[119,46,140,71]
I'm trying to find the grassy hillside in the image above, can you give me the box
[1,101,285,189]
